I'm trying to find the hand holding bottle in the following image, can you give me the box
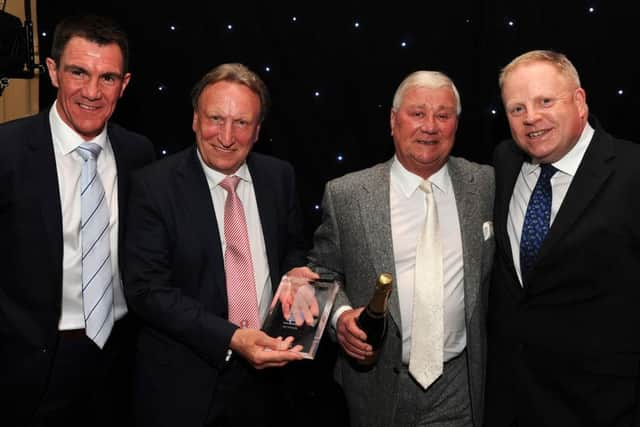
[336,307,374,361]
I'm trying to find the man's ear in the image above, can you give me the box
[45,57,60,89]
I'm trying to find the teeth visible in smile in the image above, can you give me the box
[79,104,98,110]
[528,130,547,138]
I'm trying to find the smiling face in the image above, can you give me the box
[46,36,130,141]
[501,61,588,164]
[390,85,458,179]
[192,81,262,175]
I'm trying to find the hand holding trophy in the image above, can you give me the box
[263,269,339,359]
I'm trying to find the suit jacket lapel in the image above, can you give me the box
[448,158,483,320]
[537,126,614,267]
[359,161,401,328]
[495,143,526,292]
[246,155,280,292]
[494,142,525,271]
[108,124,132,248]
[27,113,63,282]
[177,148,227,296]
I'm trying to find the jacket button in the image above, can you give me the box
[393,367,400,374]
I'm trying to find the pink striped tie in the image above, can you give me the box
[220,176,260,329]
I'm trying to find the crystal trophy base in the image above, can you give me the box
[262,275,339,359]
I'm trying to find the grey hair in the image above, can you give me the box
[392,70,461,115]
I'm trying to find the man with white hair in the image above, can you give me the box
[299,70,494,426]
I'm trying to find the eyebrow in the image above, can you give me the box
[63,64,124,79]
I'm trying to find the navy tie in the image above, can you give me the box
[520,163,557,283]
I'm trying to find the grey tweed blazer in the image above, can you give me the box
[309,156,494,427]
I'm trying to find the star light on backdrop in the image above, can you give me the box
[33,1,637,239]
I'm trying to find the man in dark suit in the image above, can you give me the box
[296,70,494,426]
[124,63,310,427]
[486,50,640,426]
[0,15,154,427]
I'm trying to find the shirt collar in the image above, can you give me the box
[523,122,594,177]
[196,149,252,190]
[391,155,450,197]
[49,101,108,155]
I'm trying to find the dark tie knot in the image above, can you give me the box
[539,163,557,181]
[220,175,241,193]
[76,143,102,161]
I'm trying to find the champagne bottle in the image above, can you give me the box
[357,273,393,350]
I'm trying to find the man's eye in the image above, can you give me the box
[102,75,117,85]
[510,106,524,115]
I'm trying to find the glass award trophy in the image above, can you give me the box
[262,275,339,359]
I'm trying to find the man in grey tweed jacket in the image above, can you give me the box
[305,71,494,426]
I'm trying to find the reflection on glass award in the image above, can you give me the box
[262,275,339,359]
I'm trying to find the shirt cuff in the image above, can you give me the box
[331,305,353,329]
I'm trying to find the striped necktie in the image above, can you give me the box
[220,175,260,329]
[77,143,114,348]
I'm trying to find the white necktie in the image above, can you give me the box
[409,180,444,389]
[77,143,114,349]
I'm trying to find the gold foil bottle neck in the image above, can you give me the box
[368,273,393,315]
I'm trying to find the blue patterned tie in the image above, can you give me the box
[520,163,557,284]
[77,143,114,348]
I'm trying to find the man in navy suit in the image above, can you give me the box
[486,50,640,426]
[124,63,311,427]
[0,14,154,426]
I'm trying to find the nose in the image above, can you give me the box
[523,107,541,125]
[82,77,102,100]
[218,121,234,147]
[420,115,438,134]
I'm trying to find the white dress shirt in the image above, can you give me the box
[197,153,272,325]
[331,157,467,363]
[508,123,594,285]
[50,102,127,330]
[390,157,466,364]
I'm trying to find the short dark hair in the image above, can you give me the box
[50,14,129,73]
[190,63,270,123]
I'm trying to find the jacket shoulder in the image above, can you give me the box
[108,121,154,151]
[248,151,294,173]
[0,113,47,144]
[326,161,389,192]
[449,155,494,184]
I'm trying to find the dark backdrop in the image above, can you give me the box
[36,0,640,244]
[31,2,639,423]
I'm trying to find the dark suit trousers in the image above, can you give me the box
[206,355,288,427]
[30,316,136,427]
